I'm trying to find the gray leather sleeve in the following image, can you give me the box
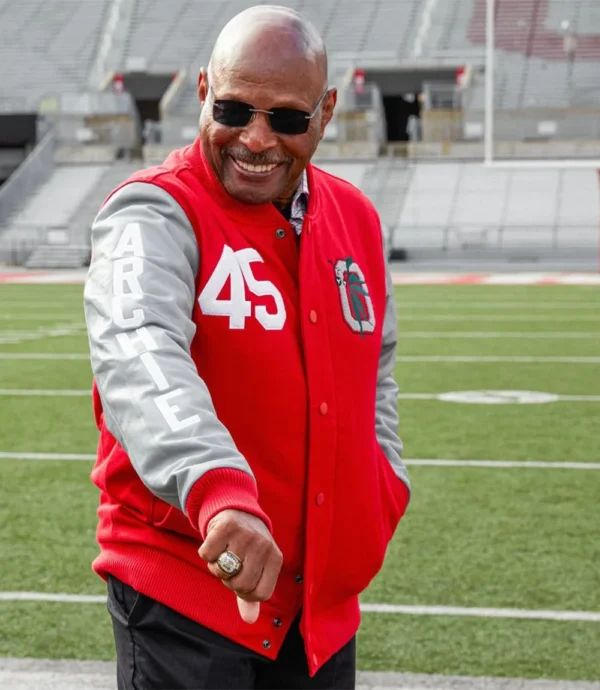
[84,182,256,513]
[376,255,411,493]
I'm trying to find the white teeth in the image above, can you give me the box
[236,159,277,173]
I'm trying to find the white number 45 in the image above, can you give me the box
[199,246,286,330]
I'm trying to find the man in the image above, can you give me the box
[84,5,410,689]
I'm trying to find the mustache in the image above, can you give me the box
[225,148,291,166]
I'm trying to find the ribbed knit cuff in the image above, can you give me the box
[185,468,273,539]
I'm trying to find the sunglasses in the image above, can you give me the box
[210,87,329,135]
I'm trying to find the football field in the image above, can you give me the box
[0,282,599,682]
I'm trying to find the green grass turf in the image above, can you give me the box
[398,399,600,462]
[396,337,600,357]
[357,615,600,680]
[1,462,599,679]
[0,284,85,303]
[0,360,92,389]
[398,361,600,394]
[366,466,600,611]
[0,398,97,453]
[1,282,599,680]
[0,461,101,593]
[393,285,600,304]
[2,461,598,608]
[0,603,114,661]
[0,335,90,355]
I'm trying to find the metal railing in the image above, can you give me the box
[0,128,56,229]
[463,107,600,142]
[391,223,599,257]
[0,226,52,265]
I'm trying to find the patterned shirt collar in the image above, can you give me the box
[289,170,309,236]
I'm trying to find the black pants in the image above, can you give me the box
[107,575,356,690]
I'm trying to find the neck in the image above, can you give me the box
[273,174,303,209]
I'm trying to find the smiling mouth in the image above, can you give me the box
[230,157,282,175]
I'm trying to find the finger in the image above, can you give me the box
[237,597,260,624]
[248,549,282,602]
[198,529,229,563]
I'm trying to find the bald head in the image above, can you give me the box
[208,5,327,88]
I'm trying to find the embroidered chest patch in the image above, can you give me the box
[330,257,375,336]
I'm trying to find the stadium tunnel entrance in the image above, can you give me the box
[117,73,174,143]
[362,68,458,142]
[0,113,37,187]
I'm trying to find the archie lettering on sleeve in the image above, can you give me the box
[111,221,201,432]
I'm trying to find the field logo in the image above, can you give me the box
[330,257,375,336]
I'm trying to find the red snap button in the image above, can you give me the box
[315,492,325,506]
[319,402,328,415]
[309,310,317,323]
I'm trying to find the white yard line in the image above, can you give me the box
[2,389,599,402]
[404,459,600,470]
[2,453,599,470]
[396,302,600,309]
[396,315,600,322]
[1,592,598,623]
[0,452,96,460]
[0,592,106,604]
[0,389,90,397]
[1,354,596,365]
[0,301,82,308]
[0,353,89,361]
[0,314,83,321]
[1,354,597,364]
[0,325,86,345]
[399,332,600,339]
[397,393,600,403]
[2,388,599,402]
[360,604,600,622]
[396,356,600,363]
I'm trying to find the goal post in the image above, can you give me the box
[484,0,600,168]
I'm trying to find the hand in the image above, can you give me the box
[198,509,283,624]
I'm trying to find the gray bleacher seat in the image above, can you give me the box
[394,162,599,255]
[122,0,423,91]
[362,0,422,55]
[0,0,110,110]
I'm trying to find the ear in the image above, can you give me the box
[319,88,337,140]
[198,68,209,106]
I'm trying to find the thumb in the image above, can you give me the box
[237,597,260,624]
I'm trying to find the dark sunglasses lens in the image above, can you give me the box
[213,101,252,127]
[270,108,309,135]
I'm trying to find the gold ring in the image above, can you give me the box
[216,550,243,578]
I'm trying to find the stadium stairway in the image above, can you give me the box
[0,165,109,267]
[24,161,142,269]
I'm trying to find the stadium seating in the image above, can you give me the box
[1,0,599,268]
[0,0,110,110]
[124,0,424,115]
[421,0,600,110]
[393,162,599,257]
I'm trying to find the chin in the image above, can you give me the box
[225,182,281,206]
